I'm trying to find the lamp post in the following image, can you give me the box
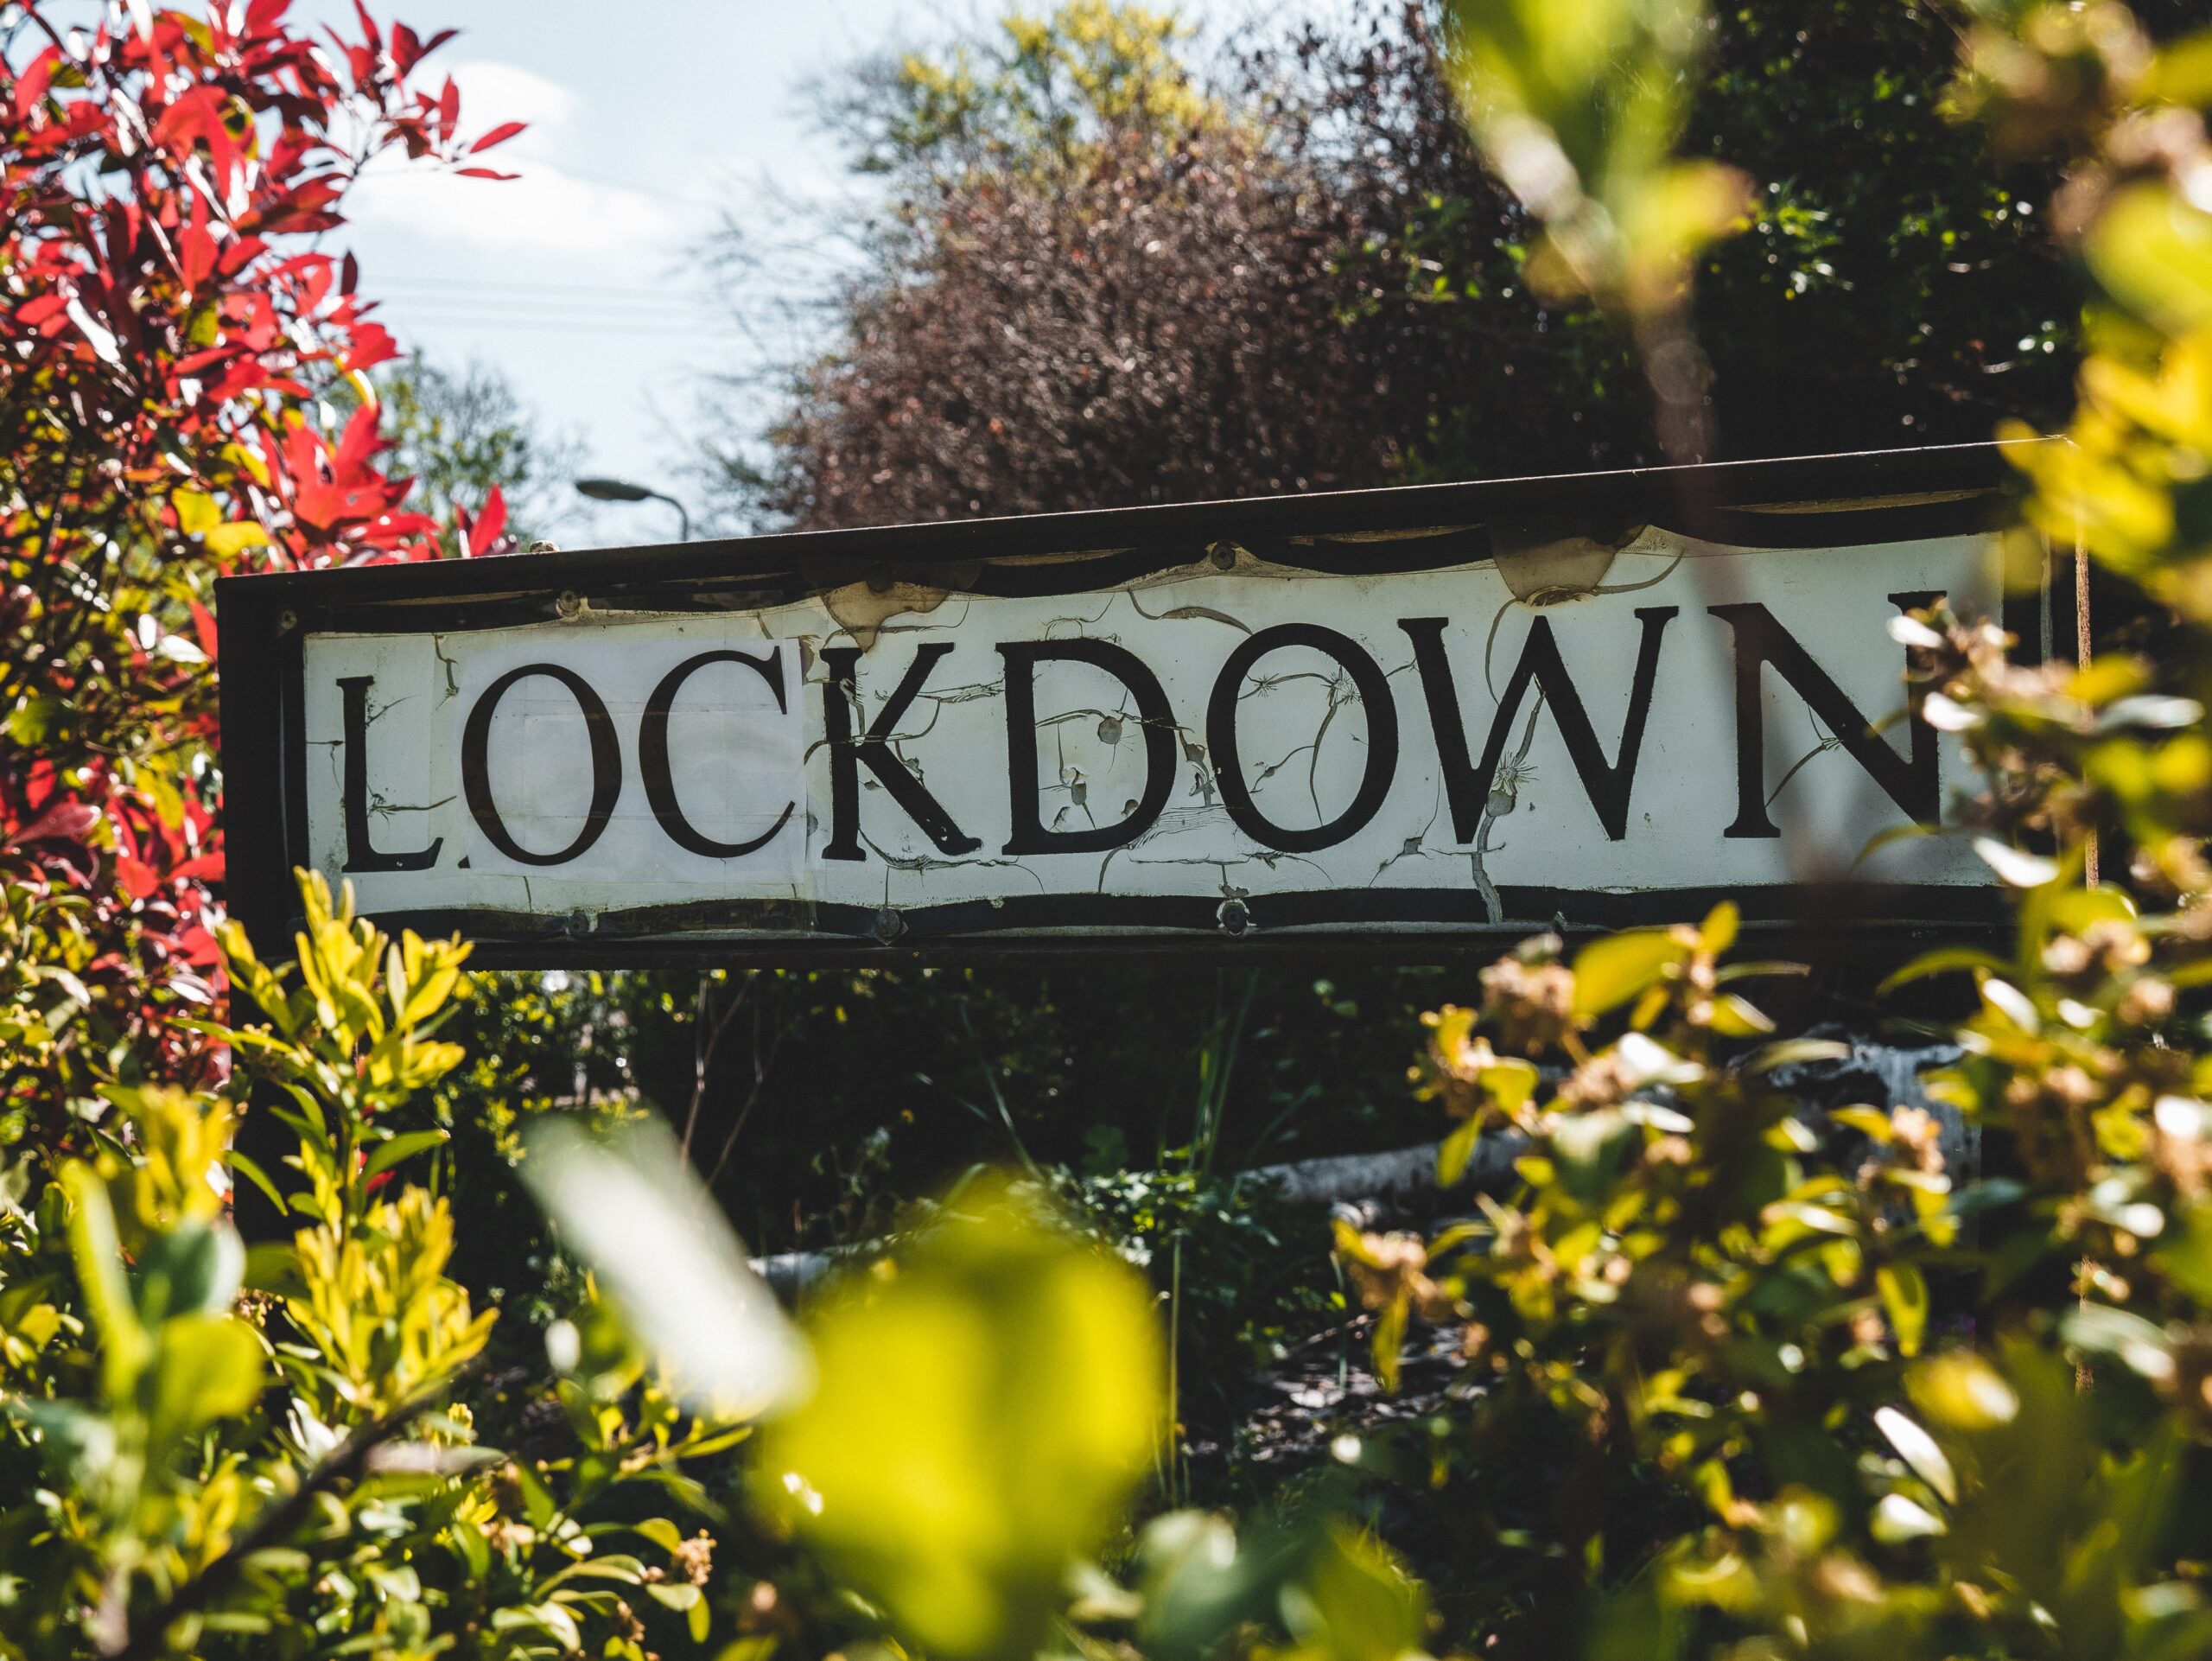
[575,475,693,543]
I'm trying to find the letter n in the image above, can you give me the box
[1708,591,1941,839]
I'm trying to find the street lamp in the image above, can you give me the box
[575,475,693,543]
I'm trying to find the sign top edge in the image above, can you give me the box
[213,439,2033,606]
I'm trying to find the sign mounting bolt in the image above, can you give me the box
[1216,897,1251,937]
[872,907,905,944]
[276,608,297,635]
[555,590,584,620]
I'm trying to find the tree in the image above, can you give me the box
[713,0,2092,531]
[378,357,578,558]
[0,0,518,1154]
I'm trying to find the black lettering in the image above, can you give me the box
[337,674,442,873]
[1709,590,1942,838]
[820,642,981,861]
[1399,608,1675,843]
[999,640,1176,856]
[1205,624,1399,853]
[460,663,622,866]
[639,648,796,859]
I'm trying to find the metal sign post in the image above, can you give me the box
[217,443,2050,968]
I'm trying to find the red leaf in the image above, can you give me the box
[180,192,216,290]
[14,46,58,121]
[116,856,159,901]
[345,320,399,372]
[349,0,382,54]
[12,800,101,846]
[190,599,220,662]
[454,167,520,181]
[333,401,384,479]
[467,484,507,557]
[468,120,526,153]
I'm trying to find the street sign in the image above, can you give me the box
[217,444,2053,965]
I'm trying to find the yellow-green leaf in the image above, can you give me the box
[1572,928,1684,1020]
[755,1184,1161,1661]
[1877,1262,1929,1358]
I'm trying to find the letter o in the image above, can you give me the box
[1205,624,1400,853]
[461,663,622,867]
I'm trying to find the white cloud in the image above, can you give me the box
[443,60,576,143]
[346,60,679,265]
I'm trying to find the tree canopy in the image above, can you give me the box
[712,0,2082,531]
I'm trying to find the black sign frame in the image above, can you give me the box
[216,442,2055,970]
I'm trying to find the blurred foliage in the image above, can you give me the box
[756,1185,1160,1661]
[0,873,747,1660]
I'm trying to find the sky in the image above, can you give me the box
[296,0,1296,545]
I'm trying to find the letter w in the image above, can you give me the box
[1399,608,1676,843]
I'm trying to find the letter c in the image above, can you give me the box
[639,648,797,858]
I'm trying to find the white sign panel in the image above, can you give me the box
[293,525,1996,946]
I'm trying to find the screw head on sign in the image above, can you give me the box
[555,590,584,620]
[1216,897,1251,937]
[872,907,905,944]
[276,608,298,634]
[565,908,594,937]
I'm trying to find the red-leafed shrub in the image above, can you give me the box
[0,1,514,1150]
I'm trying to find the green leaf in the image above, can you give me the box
[60,1162,149,1400]
[1741,1039,1852,1075]
[2061,1302,2177,1382]
[1698,900,1738,956]
[1551,1108,1637,1206]
[1878,946,2009,995]
[1870,1492,1946,1543]
[1872,1404,1955,1503]
[1974,837,2059,888]
[136,1219,245,1321]
[754,1183,1161,1661]
[1572,929,1684,1019]
[1877,1262,1929,1358]
[148,1313,264,1452]
[364,1129,450,1181]
[1829,1106,1894,1142]
[2152,1200,2212,1304]
[2087,181,2212,334]
[451,1521,491,1582]
[229,1149,285,1215]
[1479,1055,1541,1117]
[1437,1118,1483,1188]
[1707,993,1774,1038]
[1713,959,1808,984]
[1295,1523,1427,1661]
